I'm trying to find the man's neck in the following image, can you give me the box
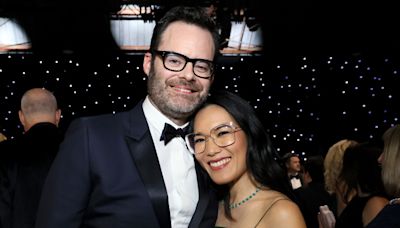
[147,96,188,126]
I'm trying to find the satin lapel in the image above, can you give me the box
[189,160,210,228]
[125,103,171,228]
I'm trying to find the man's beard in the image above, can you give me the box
[147,66,209,120]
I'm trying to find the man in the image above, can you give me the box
[0,88,62,228]
[35,6,220,228]
[283,152,303,189]
[294,155,334,228]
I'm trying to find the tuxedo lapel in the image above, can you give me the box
[189,160,210,228]
[125,102,171,228]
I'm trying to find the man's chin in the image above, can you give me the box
[168,105,197,117]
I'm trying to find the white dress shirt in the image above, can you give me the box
[142,96,199,227]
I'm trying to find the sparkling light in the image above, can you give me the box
[0,53,398,160]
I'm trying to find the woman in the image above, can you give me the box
[319,139,359,228]
[335,142,388,227]
[185,91,306,227]
[324,139,359,216]
[366,125,400,227]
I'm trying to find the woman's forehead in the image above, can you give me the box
[194,105,236,130]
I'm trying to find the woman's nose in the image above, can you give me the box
[204,137,221,156]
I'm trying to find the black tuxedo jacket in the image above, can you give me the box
[0,122,62,228]
[35,101,218,228]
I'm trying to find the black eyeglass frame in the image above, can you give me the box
[152,50,215,79]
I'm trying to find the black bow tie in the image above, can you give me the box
[289,174,300,179]
[160,123,189,145]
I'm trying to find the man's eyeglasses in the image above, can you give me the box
[185,122,241,154]
[152,50,215,79]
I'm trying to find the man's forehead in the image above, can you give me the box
[291,156,300,161]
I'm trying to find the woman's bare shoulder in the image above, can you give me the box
[256,195,306,228]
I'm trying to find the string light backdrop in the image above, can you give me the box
[0,53,399,158]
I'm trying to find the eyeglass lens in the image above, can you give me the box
[188,125,237,154]
[158,51,214,79]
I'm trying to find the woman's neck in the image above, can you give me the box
[229,171,259,202]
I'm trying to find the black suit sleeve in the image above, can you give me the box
[35,118,91,228]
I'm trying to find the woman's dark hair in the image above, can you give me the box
[339,142,386,203]
[150,6,220,58]
[303,155,325,184]
[202,90,292,219]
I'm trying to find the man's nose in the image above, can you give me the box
[180,62,196,81]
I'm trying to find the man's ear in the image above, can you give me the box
[18,110,27,130]
[143,52,152,76]
[55,109,61,126]
[18,110,26,127]
[210,75,215,84]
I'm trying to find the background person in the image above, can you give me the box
[366,124,400,228]
[323,139,359,217]
[283,152,303,190]
[328,142,388,228]
[0,88,62,228]
[294,155,333,228]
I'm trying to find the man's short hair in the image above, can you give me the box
[282,152,300,164]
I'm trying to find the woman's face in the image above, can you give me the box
[377,152,384,165]
[192,104,248,185]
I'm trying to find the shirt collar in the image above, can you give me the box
[142,96,189,134]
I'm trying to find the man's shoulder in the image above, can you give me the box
[27,122,60,136]
[77,101,143,124]
[75,110,128,123]
[68,105,143,133]
[0,137,20,159]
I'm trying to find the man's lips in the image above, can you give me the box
[172,85,195,94]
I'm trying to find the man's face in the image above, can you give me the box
[289,156,301,173]
[143,21,215,123]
